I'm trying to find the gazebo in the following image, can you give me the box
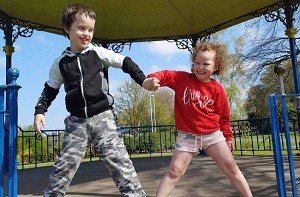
[0,1,299,197]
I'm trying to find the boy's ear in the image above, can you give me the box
[63,26,68,33]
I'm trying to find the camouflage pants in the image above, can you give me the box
[43,110,146,197]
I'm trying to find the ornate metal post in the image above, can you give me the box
[283,1,300,141]
[283,0,300,93]
[1,12,15,172]
[1,9,36,172]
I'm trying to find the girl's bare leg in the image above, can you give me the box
[156,150,194,197]
[206,141,252,197]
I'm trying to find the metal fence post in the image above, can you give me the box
[0,84,6,197]
[281,95,298,197]
[268,94,287,197]
[6,68,21,197]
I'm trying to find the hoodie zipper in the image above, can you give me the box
[77,57,88,118]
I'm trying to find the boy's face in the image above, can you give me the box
[192,50,217,82]
[64,13,95,53]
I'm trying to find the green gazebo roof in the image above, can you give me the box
[0,0,285,43]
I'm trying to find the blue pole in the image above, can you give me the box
[268,95,287,197]
[281,96,298,197]
[287,36,300,93]
[7,68,21,197]
[0,85,6,197]
[4,17,14,173]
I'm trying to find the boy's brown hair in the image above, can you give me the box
[61,3,96,38]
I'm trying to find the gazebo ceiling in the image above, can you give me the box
[0,0,285,43]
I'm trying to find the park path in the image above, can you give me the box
[3,155,300,197]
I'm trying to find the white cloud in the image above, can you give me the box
[35,35,54,46]
[146,41,189,59]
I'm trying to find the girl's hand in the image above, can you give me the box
[226,140,235,152]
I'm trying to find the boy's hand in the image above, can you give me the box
[142,77,160,91]
[34,114,46,134]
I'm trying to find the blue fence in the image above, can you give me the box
[0,68,21,197]
[268,94,299,197]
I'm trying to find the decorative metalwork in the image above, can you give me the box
[172,34,213,53]
[173,39,192,52]
[264,0,299,28]
[264,8,285,23]
[108,42,132,53]
[0,10,46,44]
[92,39,133,53]
[11,20,39,43]
[290,0,300,14]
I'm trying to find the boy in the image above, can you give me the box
[33,3,159,197]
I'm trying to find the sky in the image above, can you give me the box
[0,23,254,130]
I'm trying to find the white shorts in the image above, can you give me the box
[175,130,226,153]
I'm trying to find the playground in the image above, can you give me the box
[1,1,299,197]
[2,155,299,197]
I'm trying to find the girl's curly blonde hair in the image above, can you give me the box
[191,41,227,75]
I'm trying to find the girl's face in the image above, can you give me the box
[64,13,95,53]
[192,50,217,82]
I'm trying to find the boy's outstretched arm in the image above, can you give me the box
[33,82,59,133]
[142,77,160,91]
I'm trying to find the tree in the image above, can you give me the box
[244,61,296,118]
[152,88,175,125]
[114,80,175,127]
[218,36,248,120]
[240,5,300,81]
[234,4,299,118]
[114,79,149,126]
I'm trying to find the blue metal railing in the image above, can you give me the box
[0,84,5,197]
[268,93,299,197]
[0,68,21,197]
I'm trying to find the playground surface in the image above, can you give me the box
[3,155,300,197]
